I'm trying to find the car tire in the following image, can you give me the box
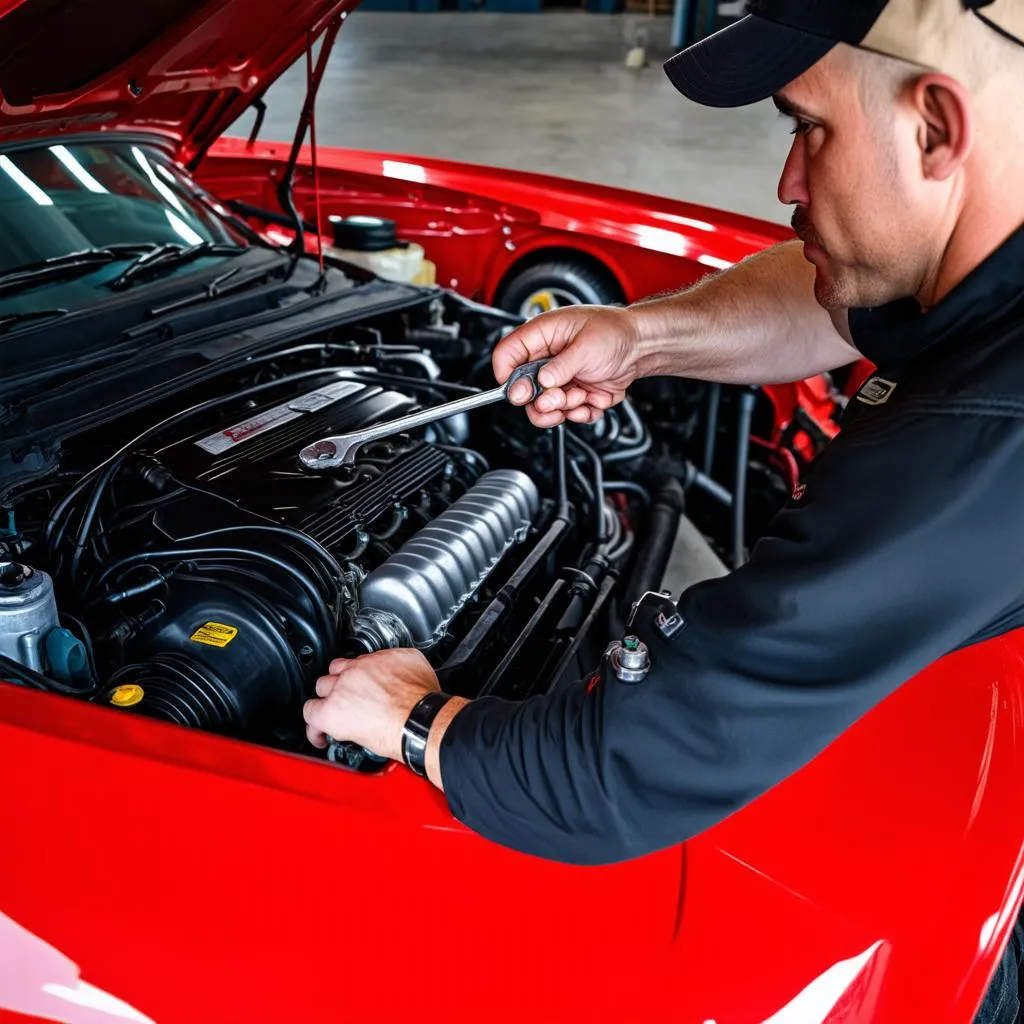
[495,260,621,319]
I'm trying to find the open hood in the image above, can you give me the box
[0,0,354,162]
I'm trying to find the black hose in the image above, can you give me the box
[69,459,123,583]
[569,461,594,504]
[433,445,490,475]
[367,506,406,541]
[103,568,170,605]
[602,399,651,464]
[566,432,605,540]
[704,383,721,475]
[90,546,336,640]
[147,475,343,608]
[688,464,733,507]
[625,477,685,609]
[45,474,97,555]
[166,519,346,608]
[554,425,568,512]
[734,388,756,569]
[447,290,525,325]
[0,653,97,696]
[620,400,644,443]
[94,490,188,544]
[600,408,622,449]
[603,480,651,504]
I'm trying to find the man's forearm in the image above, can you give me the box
[630,240,860,386]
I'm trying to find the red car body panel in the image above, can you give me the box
[198,137,794,306]
[0,2,1014,1021]
[3,632,1024,1023]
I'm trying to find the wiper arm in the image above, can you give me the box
[146,261,286,318]
[0,308,69,335]
[108,241,247,291]
[0,243,156,297]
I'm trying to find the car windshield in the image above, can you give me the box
[0,140,250,299]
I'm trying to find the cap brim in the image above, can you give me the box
[664,15,836,108]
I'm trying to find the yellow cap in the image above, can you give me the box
[109,684,144,708]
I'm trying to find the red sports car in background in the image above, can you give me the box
[198,136,791,316]
[0,2,1020,1023]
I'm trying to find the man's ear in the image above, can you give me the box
[911,73,974,180]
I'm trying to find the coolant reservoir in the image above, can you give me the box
[0,561,59,673]
[327,215,436,286]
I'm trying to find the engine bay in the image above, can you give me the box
[0,290,802,768]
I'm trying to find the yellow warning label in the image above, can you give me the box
[110,684,144,707]
[190,622,238,648]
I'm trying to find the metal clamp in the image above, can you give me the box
[627,589,686,641]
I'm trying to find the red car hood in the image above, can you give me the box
[0,0,353,161]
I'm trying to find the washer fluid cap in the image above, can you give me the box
[328,215,403,252]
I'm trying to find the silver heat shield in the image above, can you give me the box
[356,469,540,647]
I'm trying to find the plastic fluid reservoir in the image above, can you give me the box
[0,561,59,673]
[327,215,436,286]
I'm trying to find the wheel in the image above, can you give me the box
[495,260,621,319]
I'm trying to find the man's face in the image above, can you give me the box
[774,46,945,310]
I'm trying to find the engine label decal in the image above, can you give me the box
[195,381,365,455]
[190,622,239,648]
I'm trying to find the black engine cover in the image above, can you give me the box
[152,373,451,547]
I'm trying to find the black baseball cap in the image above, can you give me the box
[664,0,1024,108]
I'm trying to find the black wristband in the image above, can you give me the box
[401,691,452,777]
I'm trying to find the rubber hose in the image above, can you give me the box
[733,389,756,569]
[625,477,685,609]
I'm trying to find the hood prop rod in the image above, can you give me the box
[277,14,344,266]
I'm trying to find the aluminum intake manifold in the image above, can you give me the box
[352,469,540,648]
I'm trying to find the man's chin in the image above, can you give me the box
[812,270,848,311]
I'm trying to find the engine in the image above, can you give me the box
[0,294,798,767]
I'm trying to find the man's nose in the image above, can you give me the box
[777,139,809,207]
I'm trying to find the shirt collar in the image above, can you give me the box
[849,223,1024,369]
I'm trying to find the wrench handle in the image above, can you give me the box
[299,358,551,469]
[349,387,505,444]
[503,358,550,403]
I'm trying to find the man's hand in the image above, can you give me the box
[494,305,644,427]
[303,648,440,762]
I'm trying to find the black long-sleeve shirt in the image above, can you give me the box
[439,225,1024,866]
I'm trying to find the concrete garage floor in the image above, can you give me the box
[238,12,794,226]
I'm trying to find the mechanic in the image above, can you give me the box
[305,1,1024,1019]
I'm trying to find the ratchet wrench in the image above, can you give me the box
[298,359,550,470]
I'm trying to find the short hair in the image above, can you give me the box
[852,14,1022,102]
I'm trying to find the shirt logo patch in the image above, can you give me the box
[856,376,898,406]
[792,482,807,502]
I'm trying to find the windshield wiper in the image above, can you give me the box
[108,242,248,291]
[146,260,287,318]
[0,244,157,298]
[0,308,69,335]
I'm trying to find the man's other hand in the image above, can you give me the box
[303,648,440,762]
[493,305,643,427]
